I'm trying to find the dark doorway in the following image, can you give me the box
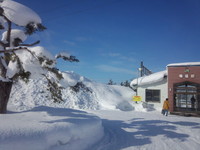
[174,82,200,112]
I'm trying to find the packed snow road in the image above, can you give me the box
[88,110,200,150]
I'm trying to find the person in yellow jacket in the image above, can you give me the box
[162,98,170,116]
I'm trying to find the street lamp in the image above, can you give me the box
[136,67,142,96]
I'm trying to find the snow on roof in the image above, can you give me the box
[130,70,167,87]
[130,62,200,87]
[0,0,41,26]
[167,62,200,67]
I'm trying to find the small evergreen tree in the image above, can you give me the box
[120,80,131,88]
[0,0,78,113]
[108,79,114,85]
[120,82,124,86]
[124,80,130,87]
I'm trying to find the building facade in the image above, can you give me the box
[131,62,200,114]
[136,79,167,109]
[167,63,200,113]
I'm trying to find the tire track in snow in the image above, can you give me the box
[88,119,150,150]
[89,122,119,150]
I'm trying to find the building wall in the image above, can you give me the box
[168,66,200,112]
[137,79,167,110]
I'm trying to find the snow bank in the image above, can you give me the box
[85,82,134,111]
[0,106,104,150]
[8,70,161,113]
[9,71,135,111]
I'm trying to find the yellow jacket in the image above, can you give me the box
[163,100,169,110]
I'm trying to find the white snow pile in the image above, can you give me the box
[0,107,104,150]
[130,70,167,87]
[9,71,135,111]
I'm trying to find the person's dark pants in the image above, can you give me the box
[163,109,169,116]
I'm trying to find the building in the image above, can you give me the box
[130,62,200,114]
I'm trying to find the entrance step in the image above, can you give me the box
[171,111,200,117]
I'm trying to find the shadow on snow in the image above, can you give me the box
[90,117,200,150]
[8,106,99,125]
[7,106,200,150]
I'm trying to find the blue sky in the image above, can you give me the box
[15,0,200,83]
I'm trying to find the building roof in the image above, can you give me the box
[130,70,167,87]
[167,62,200,67]
[130,62,200,88]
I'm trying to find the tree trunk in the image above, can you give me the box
[0,81,13,114]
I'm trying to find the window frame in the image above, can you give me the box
[145,89,161,102]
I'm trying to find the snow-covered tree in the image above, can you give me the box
[107,79,115,85]
[0,0,78,114]
[120,80,130,87]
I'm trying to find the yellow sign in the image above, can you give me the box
[133,96,142,101]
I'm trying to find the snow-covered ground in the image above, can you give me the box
[1,72,200,150]
[1,106,200,150]
[88,110,200,150]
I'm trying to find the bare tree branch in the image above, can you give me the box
[0,41,6,48]
[3,16,12,47]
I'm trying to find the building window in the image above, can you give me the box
[145,89,160,102]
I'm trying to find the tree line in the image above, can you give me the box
[107,79,132,88]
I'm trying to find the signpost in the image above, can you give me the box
[132,96,142,102]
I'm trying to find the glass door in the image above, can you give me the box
[174,82,200,112]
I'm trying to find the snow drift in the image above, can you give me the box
[0,106,104,150]
[9,71,135,111]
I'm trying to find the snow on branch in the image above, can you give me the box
[0,0,42,27]
[0,0,46,35]
[2,29,28,47]
[24,22,46,35]
[55,52,79,62]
